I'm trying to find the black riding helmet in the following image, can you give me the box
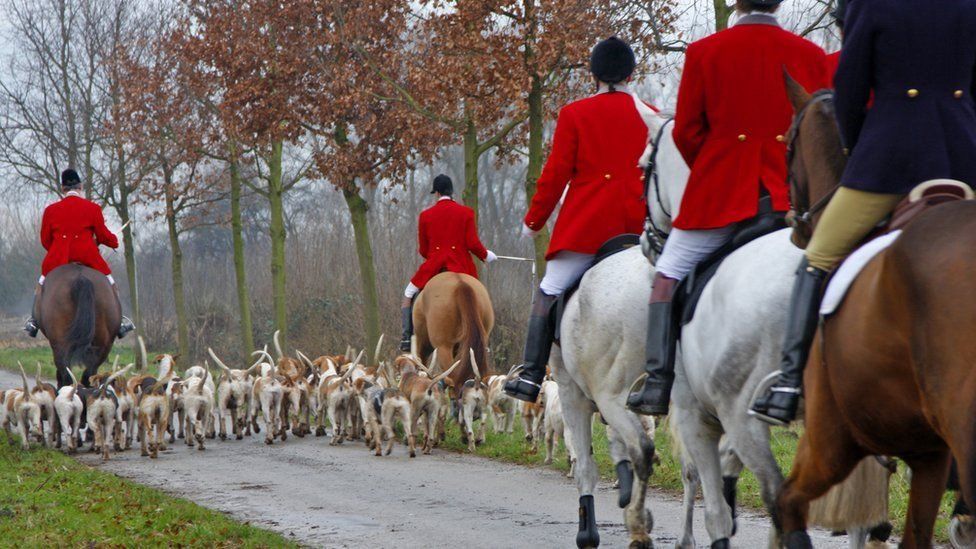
[61,168,81,188]
[590,37,636,85]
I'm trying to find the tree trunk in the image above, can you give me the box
[116,174,141,348]
[525,74,550,280]
[462,119,480,219]
[343,186,381,364]
[228,148,255,353]
[163,174,189,360]
[267,140,288,345]
[714,0,734,31]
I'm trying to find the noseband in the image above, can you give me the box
[786,89,839,235]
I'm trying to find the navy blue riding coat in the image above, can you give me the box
[835,0,976,194]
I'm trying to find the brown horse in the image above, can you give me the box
[775,77,976,548]
[412,272,494,390]
[37,264,120,389]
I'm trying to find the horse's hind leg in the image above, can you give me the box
[598,401,654,548]
[676,443,701,549]
[558,377,600,548]
[673,403,733,545]
[901,452,950,548]
[724,418,782,547]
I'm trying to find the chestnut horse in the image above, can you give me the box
[775,77,976,548]
[412,272,493,389]
[37,264,120,388]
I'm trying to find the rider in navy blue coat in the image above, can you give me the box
[835,0,976,194]
[751,0,976,426]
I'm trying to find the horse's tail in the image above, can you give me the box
[456,281,489,383]
[63,275,97,368]
[808,456,890,530]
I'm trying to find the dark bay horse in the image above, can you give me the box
[775,77,976,548]
[38,264,120,388]
[412,272,494,390]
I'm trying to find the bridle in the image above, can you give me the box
[642,117,674,258]
[786,89,839,235]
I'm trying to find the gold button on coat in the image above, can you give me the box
[775,135,785,143]
[955,90,964,98]
[907,89,919,98]
[737,134,746,142]
[604,174,611,180]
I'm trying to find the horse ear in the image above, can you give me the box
[783,68,812,113]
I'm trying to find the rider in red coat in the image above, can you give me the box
[505,37,654,403]
[399,174,496,351]
[627,0,830,416]
[25,169,134,338]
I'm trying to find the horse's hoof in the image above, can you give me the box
[710,538,730,549]
[576,495,600,548]
[784,531,813,549]
[616,461,634,509]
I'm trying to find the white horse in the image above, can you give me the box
[554,111,887,548]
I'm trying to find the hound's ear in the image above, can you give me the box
[783,68,812,114]
[154,354,165,363]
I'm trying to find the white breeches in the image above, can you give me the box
[539,251,595,296]
[655,226,736,281]
[404,282,420,299]
[38,274,115,286]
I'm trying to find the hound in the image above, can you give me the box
[8,363,43,450]
[457,349,488,453]
[137,336,174,459]
[87,364,134,460]
[521,399,544,453]
[316,350,363,445]
[486,374,516,434]
[540,378,574,474]
[393,351,460,455]
[28,362,57,448]
[209,348,261,440]
[251,361,285,445]
[54,368,84,453]
[91,356,135,451]
[181,370,214,450]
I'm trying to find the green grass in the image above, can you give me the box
[438,415,954,541]
[0,440,294,547]
[0,346,140,381]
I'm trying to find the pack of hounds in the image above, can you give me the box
[0,331,604,466]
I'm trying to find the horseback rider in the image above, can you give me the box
[504,37,654,403]
[25,169,135,339]
[751,0,976,425]
[400,174,497,352]
[626,0,829,416]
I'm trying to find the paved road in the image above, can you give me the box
[0,368,855,548]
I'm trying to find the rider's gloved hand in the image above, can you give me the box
[521,223,539,239]
[486,250,498,263]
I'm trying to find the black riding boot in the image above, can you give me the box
[24,285,40,338]
[503,288,558,403]
[626,274,678,416]
[750,258,827,425]
[110,283,135,339]
[399,302,414,353]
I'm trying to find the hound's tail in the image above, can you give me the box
[455,281,489,384]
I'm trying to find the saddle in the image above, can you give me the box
[552,234,641,343]
[673,193,787,329]
[882,179,974,234]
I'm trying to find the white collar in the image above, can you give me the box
[64,190,83,198]
[597,82,631,95]
[437,196,453,202]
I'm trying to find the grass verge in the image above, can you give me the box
[0,346,143,381]
[0,440,294,547]
[437,414,954,541]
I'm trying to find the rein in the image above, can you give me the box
[786,89,839,232]
[642,117,675,257]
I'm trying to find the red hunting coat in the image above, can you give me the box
[826,50,841,81]
[524,90,654,259]
[409,198,488,289]
[40,194,118,276]
[672,14,829,230]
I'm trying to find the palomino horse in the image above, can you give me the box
[37,264,121,388]
[775,78,976,548]
[412,272,493,389]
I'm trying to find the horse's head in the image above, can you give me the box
[783,71,847,248]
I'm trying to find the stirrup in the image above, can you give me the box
[117,317,135,339]
[503,376,542,403]
[24,319,39,338]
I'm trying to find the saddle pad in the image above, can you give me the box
[820,230,901,316]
